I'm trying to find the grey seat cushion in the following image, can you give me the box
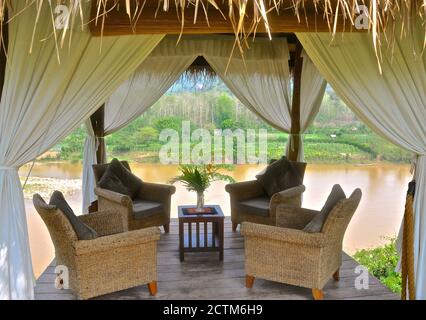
[133,200,164,219]
[49,191,98,240]
[256,156,306,197]
[98,158,143,199]
[303,184,347,233]
[237,197,270,217]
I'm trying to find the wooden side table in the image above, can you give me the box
[178,205,225,262]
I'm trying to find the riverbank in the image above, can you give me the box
[21,176,81,200]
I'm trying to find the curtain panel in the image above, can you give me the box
[195,37,325,161]
[0,0,164,299]
[104,39,199,134]
[203,37,293,132]
[82,119,104,213]
[81,38,198,212]
[177,36,325,161]
[297,20,426,298]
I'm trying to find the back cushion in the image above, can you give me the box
[49,191,98,240]
[99,163,133,197]
[98,158,143,199]
[93,161,130,183]
[303,184,347,233]
[256,157,305,197]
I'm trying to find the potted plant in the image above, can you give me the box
[170,164,235,212]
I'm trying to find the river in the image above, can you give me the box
[21,162,412,278]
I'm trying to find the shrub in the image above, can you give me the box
[221,119,243,130]
[353,238,402,293]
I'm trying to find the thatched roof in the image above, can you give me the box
[2,1,425,36]
[186,56,216,78]
[0,1,424,58]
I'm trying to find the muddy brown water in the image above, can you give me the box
[21,162,411,278]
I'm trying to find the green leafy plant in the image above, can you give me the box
[353,238,402,293]
[169,164,235,193]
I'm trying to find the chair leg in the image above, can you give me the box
[312,288,324,300]
[333,268,340,281]
[163,223,170,233]
[246,275,255,288]
[232,222,238,232]
[148,281,157,296]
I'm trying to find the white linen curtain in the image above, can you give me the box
[82,119,106,213]
[202,38,325,161]
[105,39,198,134]
[203,38,293,132]
[297,20,426,298]
[0,0,163,299]
[81,38,197,212]
[286,51,327,161]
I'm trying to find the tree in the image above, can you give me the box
[58,125,86,160]
[154,116,183,133]
[213,93,235,127]
[221,119,243,130]
[135,127,159,145]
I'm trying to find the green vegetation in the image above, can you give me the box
[353,238,402,293]
[49,82,411,164]
[52,126,86,163]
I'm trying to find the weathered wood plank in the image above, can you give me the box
[35,293,76,300]
[35,220,398,300]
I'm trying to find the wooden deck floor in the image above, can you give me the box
[35,219,399,300]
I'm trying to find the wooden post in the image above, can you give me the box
[288,40,303,162]
[0,9,8,96]
[90,104,106,164]
[88,105,106,212]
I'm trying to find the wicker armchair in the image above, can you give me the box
[241,188,362,300]
[33,194,161,300]
[225,161,306,231]
[93,161,175,232]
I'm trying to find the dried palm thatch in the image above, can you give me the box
[0,1,425,60]
[185,56,216,78]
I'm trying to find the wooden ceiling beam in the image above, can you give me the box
[89,1,366,36]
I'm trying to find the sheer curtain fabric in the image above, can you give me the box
[297,21,426,298]
[0,1,163,299]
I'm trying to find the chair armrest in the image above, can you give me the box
[269,185,305,221]
[276,207,320,229]
[94,187,131,206]
[75,227,161,256]
[225,180,265,200]
[270,185,305,204]
[79,210,125,236]
[240,222,325,247]
[138,182,176,203]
